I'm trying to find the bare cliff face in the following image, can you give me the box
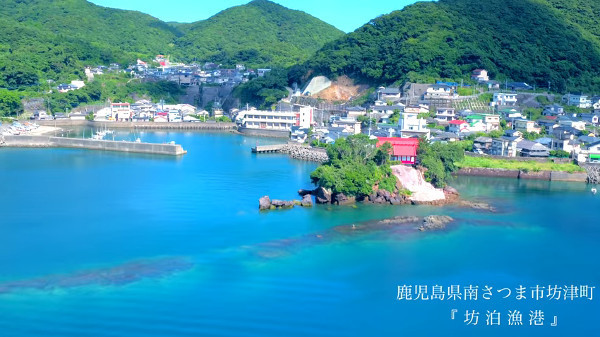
[391,165,446,203]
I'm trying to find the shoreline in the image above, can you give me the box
[33,120,237,131]
[455,167,589,183]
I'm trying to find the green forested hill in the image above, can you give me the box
[174,0,345,67]
[0,0,180,87]
[308,0,600,92]
[0,0,343,88]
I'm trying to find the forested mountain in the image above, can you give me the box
[0,0,180,87]
[174,0,344,67]
[0,0,343,88]
[308,0,600,92]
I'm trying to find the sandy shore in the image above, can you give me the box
[26,126,62,136]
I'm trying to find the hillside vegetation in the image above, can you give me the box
[175,0,343,68]
[0,0,343,88]
[308,0,600,92]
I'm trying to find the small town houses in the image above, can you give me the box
[92,101,200,123]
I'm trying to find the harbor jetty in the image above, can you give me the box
[1,135,186,156]
[252,143,329,162]
[34,120,236,131]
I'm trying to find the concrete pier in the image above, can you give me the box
[1,135,186,156]
[252,144,286,153]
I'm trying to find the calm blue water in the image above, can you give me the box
[0,132,599,336]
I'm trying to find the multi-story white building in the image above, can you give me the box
[435,107,457,122]
[238,107,313,131]
[492,93,518,107]
[399,111,429,138]
[111,103,131,122]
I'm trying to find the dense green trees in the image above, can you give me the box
[46,77,185,112]
[0,0,342,90]
[0,89,22,117]
[417,140,465,188]
[233,69,290,109]
[174,0,343,68]
[310,134,398,197]
[308,0,600,92]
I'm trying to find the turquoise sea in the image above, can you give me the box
[0,131,598,336]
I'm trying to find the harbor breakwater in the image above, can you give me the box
[252,143,329,162]
[34,120,236,131]
[1,135,186,156]
[456,167,589,182]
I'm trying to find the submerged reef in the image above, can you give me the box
[0,256,194,294]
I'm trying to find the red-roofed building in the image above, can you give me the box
[448,119,469,133]
[376,137,420,164]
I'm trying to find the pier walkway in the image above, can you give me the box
[252,144,286,153]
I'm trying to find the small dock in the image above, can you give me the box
[251,144,286,153]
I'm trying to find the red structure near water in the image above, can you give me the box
[376,137,419,164]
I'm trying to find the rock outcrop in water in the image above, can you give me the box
[259,195,314,210]
[250,215,455,258]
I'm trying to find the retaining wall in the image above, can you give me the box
[456,167,588,182]
[238,127,290,138]
[465,152,573,164]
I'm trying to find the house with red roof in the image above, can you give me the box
[376,137,420,164]
[448,120,469,133]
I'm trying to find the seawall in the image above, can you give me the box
[456,167,588,182]
[34,120,235,130]
[238,127,290,138]
[1,135,186,156]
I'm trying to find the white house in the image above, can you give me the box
[471,69,489,82]
[424,84,456,99]
[399,111,429,138]
[435,108,457,122]
[492,93,518,107]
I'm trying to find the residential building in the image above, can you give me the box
[587,141,600,163]
[563,94,592,108]
[471,69,489,82]
[491,136,521,157]
[435,107,457,122]
[424,84,456,99]
[376,137,419,164]
[581,113,599,125]
[473,136,493,153]
[482,114,501,131]
[492,93,518,107]
[514,119,541,134]
[238,108,297,131]
[517,140,550,157]
[398,111,429,138]
[448,120,469,133]
[331,117,362,135]
[377,87,402,102]
[542,104,564,116]
[558,117,587,131]
[111,103,131,122]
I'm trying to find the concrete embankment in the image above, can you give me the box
[1,135,186,156]
[34,120,235,131]
[456,167,588,182]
